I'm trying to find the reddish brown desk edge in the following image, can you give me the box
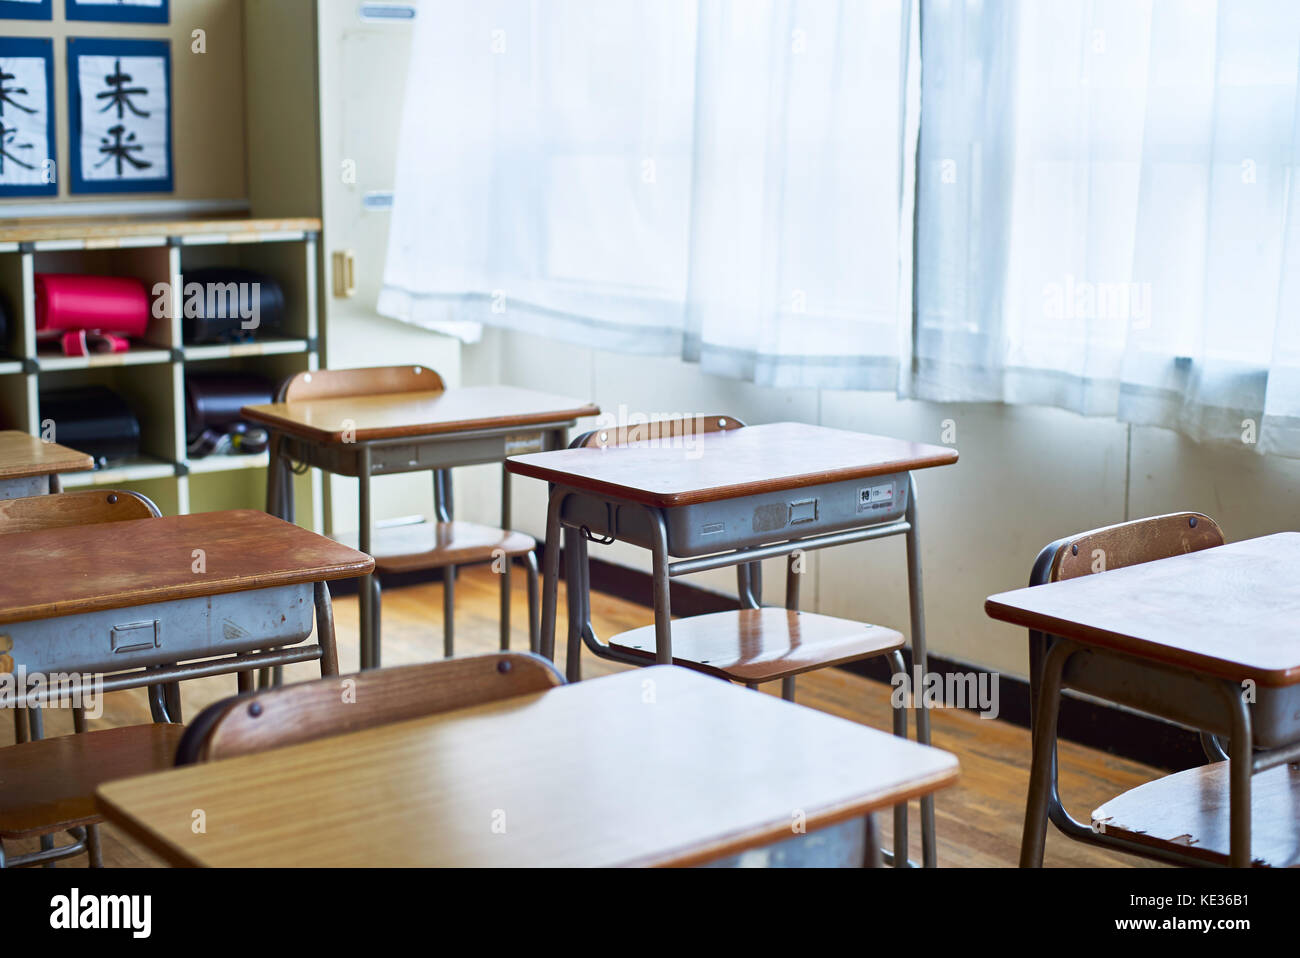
[0,509,373,625]
[505,422,959,508]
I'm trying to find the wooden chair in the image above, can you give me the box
[565,416,915,863]
[176,652,564,764]
[270,367,540,662]
[1021,511,1242,866]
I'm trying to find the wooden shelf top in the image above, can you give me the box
[0,216,320,245]
[95,666,959,867]
[986,533,1300,686]
[0,509,372,625]
[0,431,92,479]
[242,385,600,443]
[506,422,959,507]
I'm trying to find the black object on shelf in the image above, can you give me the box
[185,372,274,457]
[180,268,286,344]
[40,386,142,467]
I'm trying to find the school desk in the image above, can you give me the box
[0,430,92,499]
[986,532,1300,867]
[243,380,599,670]
[95,666,960,867]
[0,509,372,718]
[505,420,958,866]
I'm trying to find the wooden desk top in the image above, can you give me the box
[242,385,600,444]
[96,667,959,867]
[985,533,1300,686]
[506,422,958,507]
[0,510,373,625]
[0,431,93,479]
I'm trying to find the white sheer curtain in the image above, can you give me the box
[379,0,918,388]
[911,0,1300,456]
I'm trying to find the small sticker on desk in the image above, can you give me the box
[505,435,544,455]
[859,484,895,510]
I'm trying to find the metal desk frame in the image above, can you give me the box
[536,470,940,868]
[0,579,339,868]
[267,420,577,670]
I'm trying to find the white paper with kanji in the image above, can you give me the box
[0,56,51,188]
[76,53,168,183]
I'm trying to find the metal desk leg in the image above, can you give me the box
[500,466,512,651]
[563,526,586,682]
[538,487,567,661]
[888,648,910,867]
[905,473,937,868]
[524,550,541,654]
[863,813,882,868]
[314,580,339,677]
[1021,639,1074,867]
[1223,681,1254,867]
[266,431,282,518]
[357,444,375,670]
[443,565,456,658]
[645,507,674,665]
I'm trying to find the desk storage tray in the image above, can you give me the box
[562,473,909,558]
[2,583,313,676]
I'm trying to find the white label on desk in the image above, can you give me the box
[505,435,544,455]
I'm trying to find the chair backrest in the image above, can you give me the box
[279,365,445,402]
[176,652,565,764]
[571,414,745,449]
[1031,512,1224,586]
[0,489,160,536]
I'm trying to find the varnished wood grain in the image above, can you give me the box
[986,533,1300,686]
[280,365,446,402]
[0,509,373,625]
[331,520,535,574]
[1093,762,1300,867]
[0,217,321,244]
[0,431,92,480]
[5,566,1163,868]
[507,422,959,507]
[183,653,564,763]
[0,725,186,838]
[574,414,744,449]
[610,608,903,683]
[1050,512,1224,581]
[0,489,157,536]
[243,385,600,443]
[97,667,958,867]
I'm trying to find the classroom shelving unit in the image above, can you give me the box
[0,217,323,530]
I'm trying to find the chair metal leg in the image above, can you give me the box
[72,706,86,734]
[499,465,512,651]
[780,677,796,701]
[1021,638,1074,867]
[524,550,540,655]
[29,703,44,739]
[786,552,801,610]
[442,565,456,658]
[357,445,375,670]
[14,706,29,743]
[237,670,254,693]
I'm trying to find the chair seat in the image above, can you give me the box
[333,519,536,575]
[0,723,186,839]
[608,608,904,683]
[1092,761,1300,867]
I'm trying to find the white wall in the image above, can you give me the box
[456,327,1300,679]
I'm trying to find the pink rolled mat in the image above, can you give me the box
[34,273,150,337]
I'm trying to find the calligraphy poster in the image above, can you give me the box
[67,0,166,24]
[0,38,56,197]
[67,38,172,194]
[0,0,52,21]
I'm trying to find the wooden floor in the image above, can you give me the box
[4,565,1162,867]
